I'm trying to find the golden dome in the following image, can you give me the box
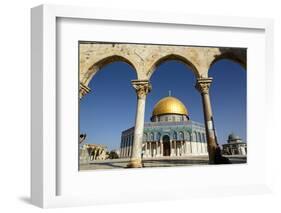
[152,96,188,116]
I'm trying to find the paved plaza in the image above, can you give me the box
[79,155,247,171]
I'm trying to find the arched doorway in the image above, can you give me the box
[163,135,171,156]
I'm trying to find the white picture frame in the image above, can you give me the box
[31,4,274,208]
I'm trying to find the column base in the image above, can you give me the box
[126,159,143,168]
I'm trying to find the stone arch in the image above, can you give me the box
[162,134,170,141]
[82,55,139,87]
[173,131,177,140]
[194,131,199,142]
[150,132,154,141]
[179,131,184,140]
[143,133,147,142]
[146,54,200,79]
[197,132,201,142]
[156,132,161,141]
[202,133,206,143]
[209,48,247,71]
[191,132,195,141]
[186,131,191,141]
[198,133,202,142]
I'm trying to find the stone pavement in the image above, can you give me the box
[79,155,247,171]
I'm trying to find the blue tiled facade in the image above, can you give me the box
[120,120,207,158]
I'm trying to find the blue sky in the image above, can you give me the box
[80,59,246,150]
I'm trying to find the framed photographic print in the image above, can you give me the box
[31,4,274,208]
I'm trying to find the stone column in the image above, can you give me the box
[127,141,129,156]
[149,142,152,157]
[178,141,180,156]
[181,141,184,156]
[171,141,173,156]
[160,141,163,157]
[151,142,154,157]
[153,142,156,157]
[184,140,188,154]
[124,141,127,157]
[195,78,218,164]
[127,145,129,158]
[170,140,172,156]
[158,142,160,156]
[157,141,160,157]
[155,141,158,157]
[145,142,148,157]
[79,82,91,99]
[174,141,177,156]
[157,142,159,156]
[126,140,129,158]
[129,144,132,158]
[127,142,130,157]
[127,80,151,168]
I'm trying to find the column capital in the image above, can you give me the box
[195,77,213,94]
[80,82,91,99]
[131,80,152,99]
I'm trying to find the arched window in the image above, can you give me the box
[186,132,191,141]
[198,133,202,142]
[143,133,147,142]
[179,131,184,140]
[202,133,206,142]
[156,132,161,140]
[197,132,201,142]
[123,139,126,148]
[173,131,177,140]
[193,132,197,141]
[150,132,154,141]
